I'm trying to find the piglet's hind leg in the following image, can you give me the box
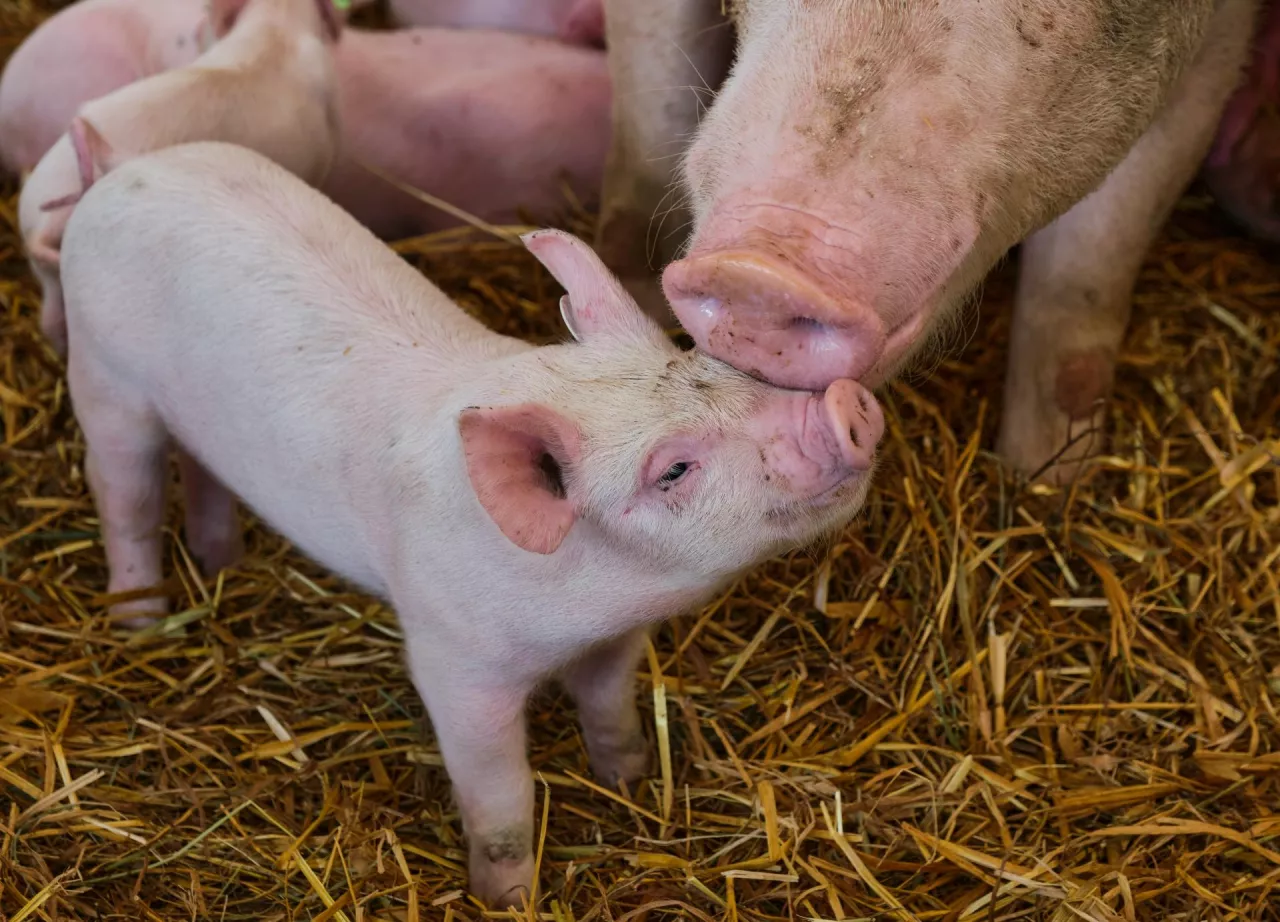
[28,231,68,358]
[560,629,651,788]
[70,361,170,627]
[178,448,243,578]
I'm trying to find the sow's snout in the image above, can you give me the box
[664,251,889,392]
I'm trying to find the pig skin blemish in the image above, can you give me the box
[482,829,529,865]
[1053,347,1114,421]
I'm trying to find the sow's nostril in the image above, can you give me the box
[663,251,888,390]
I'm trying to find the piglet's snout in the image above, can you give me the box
[751,379,884,500]
[824,379,883,473]
[664,251,887,392]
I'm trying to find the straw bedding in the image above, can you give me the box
[1,2,1278,920]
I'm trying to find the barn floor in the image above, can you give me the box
[2,2,1279,921]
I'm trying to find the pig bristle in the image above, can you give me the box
[897,281,986,386]
[2,3,1279,918]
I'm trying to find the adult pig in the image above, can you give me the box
[387,0,604,47]
[60,141,883,906]
[19,0,341,357]
[596,0,1259,480]
[0,0,206,176]
[321,28,610,241]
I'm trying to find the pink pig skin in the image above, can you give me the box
[387,0,604,47]
[60,141,883,908]
[0,0,208,177]
[321,28,611,241]
[595,0,1260,483]
[2,10,609,247]
[18,0,342,358]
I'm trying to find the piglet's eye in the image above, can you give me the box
[656,461,694,491]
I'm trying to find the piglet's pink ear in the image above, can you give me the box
[69,116,112,192]
[314,0,343,42]
[459,403,582,555]
[522,229,663,343]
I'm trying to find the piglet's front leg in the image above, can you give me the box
[406,640,536,909]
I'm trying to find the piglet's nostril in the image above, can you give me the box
[849,426,861,448]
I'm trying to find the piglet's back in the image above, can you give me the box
[62,141,509,365]
[60,142,525,589]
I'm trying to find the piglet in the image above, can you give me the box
[0,0,207,176]
[19,0,342,357]
[322,27,610,241]
[387,0,604,47]
[60,141,883,907]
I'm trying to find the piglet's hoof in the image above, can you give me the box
[590,734,651,789]
[109,596,169,631]
[469,839,534,910]
[187,530,245,579]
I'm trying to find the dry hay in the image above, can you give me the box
[2,5,1280,922]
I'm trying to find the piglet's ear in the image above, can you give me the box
[69,116,113,191]
[523,229,663,343]
[459,403,582,555]
[314,0,343,42]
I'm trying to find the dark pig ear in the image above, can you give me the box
[522,229,664,343]
[562,0,605,46]
[314,0,343,41]
[458,403,582,555]
[206,0,252,38]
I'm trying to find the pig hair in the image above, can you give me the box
[898,280,986,386]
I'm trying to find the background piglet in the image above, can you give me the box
[0,0,207,176]
[60,141,883,908]
[19,0,342,357]
[387,0,604,47]
[322,27,610,240]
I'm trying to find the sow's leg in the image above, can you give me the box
[998,0,1256,483]
[594,0,733,322]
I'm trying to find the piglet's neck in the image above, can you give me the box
[431,339,568,406]
[469,517,731,666]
